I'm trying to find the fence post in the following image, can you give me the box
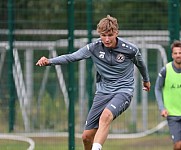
[86,0,93,110]
[67,0,75,149]
[8,0,15,132]
[168,0,180,61]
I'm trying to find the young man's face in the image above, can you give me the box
[99,31,118,48]
[172,47,181,65]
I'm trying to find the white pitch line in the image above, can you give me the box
[0,134,35,150]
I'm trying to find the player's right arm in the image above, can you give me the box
[36,56,50,66]
[154,67,168,117]
[36,45,92,66]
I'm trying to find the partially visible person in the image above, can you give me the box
[36,15,151,150]
[155,40,181,150]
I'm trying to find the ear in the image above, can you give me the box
[171,52,174,59]
[115,31,119,36]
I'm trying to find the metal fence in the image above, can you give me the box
[0,0,180,149]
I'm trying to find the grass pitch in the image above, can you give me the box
[0,133,172,150]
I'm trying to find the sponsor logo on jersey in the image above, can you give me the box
[99,51,105,58]
[111,104,116,109]
[116,53,125,62]
[170,83,181,89]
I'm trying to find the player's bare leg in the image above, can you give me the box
[82,128,97,150]
[174,141,181,150]
[93,108,113,147]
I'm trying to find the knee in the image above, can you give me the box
[82,132,93,144]
[174,141,181,150]
[100,109,113,124]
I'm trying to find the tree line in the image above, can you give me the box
[0,0,171,30]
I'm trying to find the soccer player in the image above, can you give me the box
[36,15,151,150]
[155,40,181,150]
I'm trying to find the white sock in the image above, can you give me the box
[92,143,102,150]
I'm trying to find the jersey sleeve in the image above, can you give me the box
[132,49,150,82]
[48,45,91,65]
[154,67,166,111]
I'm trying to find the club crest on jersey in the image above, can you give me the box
[116,53,125,62]
[99,51,105,58]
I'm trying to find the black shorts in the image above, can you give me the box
[167,116,181,143]
[84,92,132,130]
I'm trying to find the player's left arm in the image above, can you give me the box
[133,49,151,91]
[143,81,151,91]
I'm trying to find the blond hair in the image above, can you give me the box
[97,15,119,34]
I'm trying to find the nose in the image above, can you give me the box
[105,36,110,41]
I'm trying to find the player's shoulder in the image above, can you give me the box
[118,37,138,49]
[86,38,102,50]
[165,62,172,68]
[159,66,166,78]
[92,38,102,46]
[117,37,139,55]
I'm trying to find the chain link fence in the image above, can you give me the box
[0,0,180,149]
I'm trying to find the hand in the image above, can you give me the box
[142,81,151,92]
[36,56,49,66]
[161,109,168,118]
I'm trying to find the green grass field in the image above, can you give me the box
[0,133,172,150]
[0,102,172,150]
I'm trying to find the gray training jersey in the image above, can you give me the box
[49,37,150,95]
